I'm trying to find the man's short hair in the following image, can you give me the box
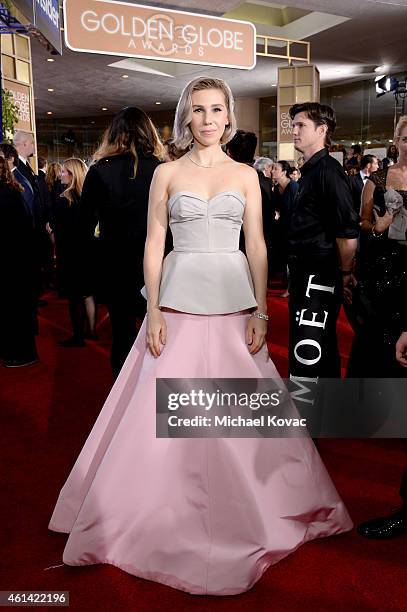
[360,154,377,169]
[289,102,336,146]
[225,129,257,164]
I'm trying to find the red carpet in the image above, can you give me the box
[1,291,406,611]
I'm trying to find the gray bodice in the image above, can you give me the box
[142,190,257,314]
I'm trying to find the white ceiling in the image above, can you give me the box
[30,0,407,118]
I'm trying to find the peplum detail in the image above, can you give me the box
[142,191,258,314]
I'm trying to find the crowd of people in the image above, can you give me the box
[1,77,407,594]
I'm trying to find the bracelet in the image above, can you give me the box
[251,311,269,321]
[371,224,384,238]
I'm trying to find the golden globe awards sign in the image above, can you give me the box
[63,0,256,70]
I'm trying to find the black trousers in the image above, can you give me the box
[288,254,342,415]
[107,293,146,378]
[0,287,38,362]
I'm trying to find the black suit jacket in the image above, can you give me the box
[16,158,45,227]
[256,171,275,241]
[349,173,365,216]
[37,170,52,223]
[79,152,162,301]
[13,168,35,225]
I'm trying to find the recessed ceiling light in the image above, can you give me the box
[122,74,129,78]
[155,101,161,105]
[101,107,108,111]
[48,88,54,92]
[375,65,388,73]
[358,141,362,145]
[47,111,53,115]
[47,58,54,62]
[389,139,393,142]
[365,140,371,145]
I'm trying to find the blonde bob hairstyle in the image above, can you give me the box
[171,76,237,149]
[60,158,88,205]
[394,115,407,144]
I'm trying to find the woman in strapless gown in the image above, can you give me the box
[49,77,352,596]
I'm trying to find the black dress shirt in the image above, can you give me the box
[288,148,359,257]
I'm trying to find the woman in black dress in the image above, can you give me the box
[0,155,38,366]
[348,115,407,377]
[54,158,97,347]
[79,106,165,376]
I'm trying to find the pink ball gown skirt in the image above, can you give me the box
[49,310,352,596]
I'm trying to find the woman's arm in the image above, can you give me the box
[143,164,170,356]
[242,166,268,354]
[360,179,393,234]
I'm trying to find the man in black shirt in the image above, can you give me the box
[287,103,359,410]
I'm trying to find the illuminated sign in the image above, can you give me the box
[63,0,256,70]
[3,79,33,132]
[34,0,62,54]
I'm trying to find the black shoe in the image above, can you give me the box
[58,336,85,347]
[2,356,38,368]
[357,508,407,539]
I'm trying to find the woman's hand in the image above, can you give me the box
[373,209,394,233]
[246,315,267,354]
[146,308,167,357]
[396,331,407,368]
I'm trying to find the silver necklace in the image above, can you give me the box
[186,153,226,168]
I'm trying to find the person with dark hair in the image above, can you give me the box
[0,152,38,367]
[349,154,379,216]
[287,102,359,408]
[36,156,54,292]
[272,160,299,296]
[387,143,398,163]
[289,166,300,181]
[346,144,362,173]
[226,130,258,254]
[225,129,257,164]
[79,106,166,376]
[0,142,35,220]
